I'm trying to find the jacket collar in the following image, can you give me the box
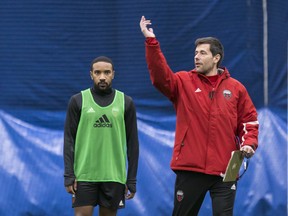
[191,67,230,79]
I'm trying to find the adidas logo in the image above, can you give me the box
[87,107,95,113]
[119,200,124,207]
[93,114,112,128]
[231,184,236,190]
[195,88,202,93]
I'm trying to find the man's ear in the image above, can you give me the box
[112,70,115,79]
[90,71,93,80]
[214,54,221,64]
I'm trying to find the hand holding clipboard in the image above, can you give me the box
[223,150,244,182]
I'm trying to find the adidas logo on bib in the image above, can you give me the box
[93,114,112,128]
[87,107,95,113]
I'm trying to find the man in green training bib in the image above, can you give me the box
[64,56,139,216]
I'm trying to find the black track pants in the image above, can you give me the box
[172,171,237,216]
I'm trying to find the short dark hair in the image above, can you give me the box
[90,56,114,71]
[195,37,224,67]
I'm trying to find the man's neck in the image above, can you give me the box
[92,86,113,95]
[205,68,218,76]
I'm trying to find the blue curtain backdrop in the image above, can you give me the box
[0,0,287,215]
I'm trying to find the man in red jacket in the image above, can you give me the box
[140,16,259,216]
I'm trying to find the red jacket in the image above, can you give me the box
[145,38,259,176]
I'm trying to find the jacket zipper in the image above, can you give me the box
[209,88,215,100]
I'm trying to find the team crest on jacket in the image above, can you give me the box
[223,90,232,99]
[176,190,184,202]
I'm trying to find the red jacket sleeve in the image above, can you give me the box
[237,84,259,150]
[145,38,178,101]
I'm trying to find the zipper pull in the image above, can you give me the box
[209,88,215,99]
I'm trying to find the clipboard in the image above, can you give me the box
[223,150,244,182]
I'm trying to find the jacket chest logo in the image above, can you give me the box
[223,89,232,99]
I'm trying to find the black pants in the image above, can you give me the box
[172,171,237,216]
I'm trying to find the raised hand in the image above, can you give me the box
[139,16,156,38]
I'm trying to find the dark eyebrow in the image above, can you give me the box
[196,50,207,53]
[93,69,112,73]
